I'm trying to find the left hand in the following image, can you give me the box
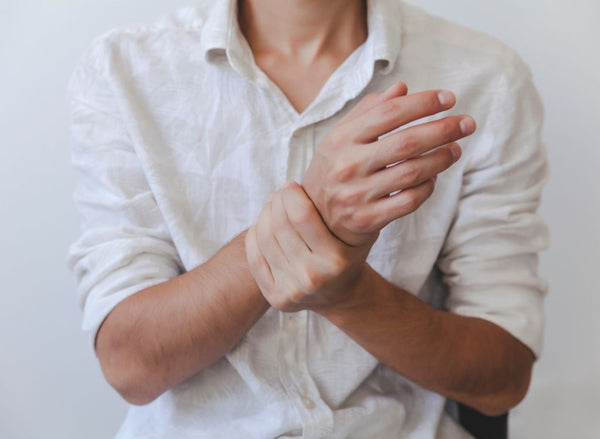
[245,181,371,312]
[302,83,473,247]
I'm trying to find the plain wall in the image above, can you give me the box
[1,1,598,438]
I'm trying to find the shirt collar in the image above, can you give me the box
[199,0,237,62]
[368,0,403,74]
[199,0,402,75]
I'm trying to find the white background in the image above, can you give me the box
[1,0,598,438]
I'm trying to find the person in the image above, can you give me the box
[67,0,548,437]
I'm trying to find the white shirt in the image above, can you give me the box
[67,0,548,437]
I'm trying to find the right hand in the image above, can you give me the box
[302,82,476,247]
[246,181,371,313]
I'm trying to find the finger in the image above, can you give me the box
[245,225,275,292]
[367,143,460,198]
[255,201,289,273]
[346,82,408,121]
[356,178,437,232]
[365,115,475,171]
[352,89,459,143]
[280,181,338,253]
[270,186,312,263]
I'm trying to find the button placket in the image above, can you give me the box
[292,312,335,438]
[286,128,307,183]
[306,125,315,169]
[278,127,337,436]
[276,310,334,438]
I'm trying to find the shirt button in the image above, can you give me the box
[301,396,316,409]
[284,315,296,332]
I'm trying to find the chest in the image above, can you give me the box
[253,53,348,114]
[120,56,464,290]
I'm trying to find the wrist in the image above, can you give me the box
[312,262,375,317]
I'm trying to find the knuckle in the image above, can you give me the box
[400,162,421,185]
[443,146,456,166]
[400,192,422,213]
[425,91,441,110]
[380,100,402,117]
[350,209,374,232]
[441,117,458,137]
[396,132,418,157]
[334,187,360,209]
[332,155,361,182]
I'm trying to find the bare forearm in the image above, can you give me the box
[96,231,270,405]
[245,182,533,415]
[316,264,534,416]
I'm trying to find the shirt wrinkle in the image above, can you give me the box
[67,0,548,438]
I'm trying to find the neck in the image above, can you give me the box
[238,0,368,64]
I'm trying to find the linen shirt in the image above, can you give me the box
[67,0,549,437]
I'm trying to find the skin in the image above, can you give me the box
[238,0,368,112]
[95,0,534,416]
[245,80,534,416]
[95,232,270,405]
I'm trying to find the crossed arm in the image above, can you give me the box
[95,82,534,414]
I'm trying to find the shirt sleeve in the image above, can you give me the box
[437,50,549,358]
[67,41,183,351]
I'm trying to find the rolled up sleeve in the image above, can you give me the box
[67,43,182,350]
[438,51,549,358]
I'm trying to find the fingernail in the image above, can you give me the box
[450,144,462,161]
[438,90,455,106]
[459,116,476,135]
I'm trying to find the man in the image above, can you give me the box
[68,0,548,437]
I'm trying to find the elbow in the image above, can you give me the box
[99,348,164,406]
[460,326,536,417]
[475,396,522,418]
[109,370,163,406]
[120,389,161,407]
[95,326,164,406]
[471,366,533,417]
